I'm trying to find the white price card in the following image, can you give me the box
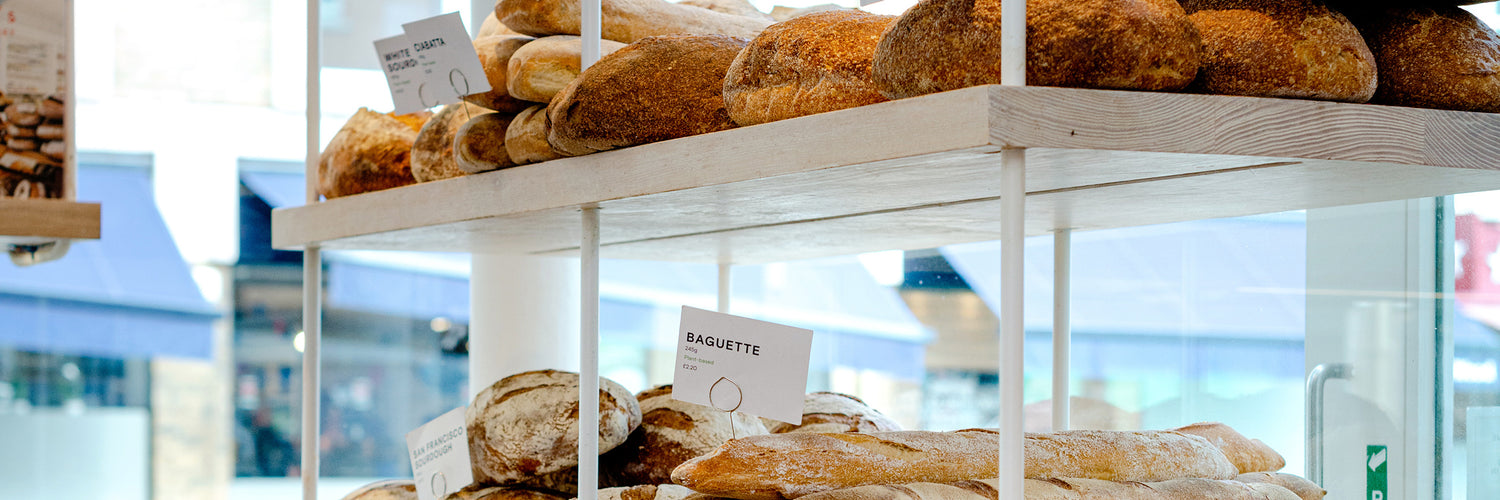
[373,34,429,115]
[405,406,474,500]
[673,306,813,424]
[401,12,491,106]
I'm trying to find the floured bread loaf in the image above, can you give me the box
[444,485,567,500]
[1236,472,1326,500]
[496,0,770,43]
[518,467,580,496]
[872,0,1201,99]
[318,108,430,199]
[548,35,746,156]
[679,0,771,20]
[455,112,519,173]
[1024,428,1238,482]
[769,4,847,22]
[466,35,536,113]
[505,105,561,165]
[771,392,901,433]
[1182,0,1376,102]
[592,484,698,500]
[1173,422,1284,473]
[341,480,417,500]
[413,102,495,182]
[794,477,1300,500]
[507,36,628,103]
[466,370,642,485]
[478,11,525,38]
[602,385,768,486]
[723,11,896,126]
[1351,7,1500,112]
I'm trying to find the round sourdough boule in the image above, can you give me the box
[1351,7,1500,113]
[507,36,628,103]
[1236,472,1327,500]
[455,112,519,173]
[547,34,747,156]
[1174,421,1285,473]
[413,102,496,182]
[600,384,768,486]
[872,0,1201,99]
[465,35,536,113]
[318,108,431,199]
[466,370,642,485]
[723,10,896,126]
[341,479,418,500]
[505,105,561,165]
[772,392,902,434]
[1182,0,1376,102]
[444,485,567,500]
[590,484,697,500]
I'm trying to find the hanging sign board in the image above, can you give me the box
[373,34,428,115]
[673,306,813,424]
[406,406,476,500]
[401,12,490,106]
[0,0,70,201]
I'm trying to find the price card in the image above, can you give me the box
[373,34,428,115]
[401,12,491,106]
[405,406,474,500]
[673,306,813,424]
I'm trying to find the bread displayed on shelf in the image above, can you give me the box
[444,485,568,500]
[872,0,1202,100]
[792,477,1301,500]
[340,479,418,500]
[495,0,771,44]
[467,35,537,114]
[678,0,772,20]
[1182,0,1376,102]
[547,34,747,156]
[1235,472,1326,500]
[507,36,628,103]
[504,105,561,165]
[456,112,520,173]
[318,108,431,199]
[479,11,527,38]
[768,4,847,22]
[770,392,902,434]
[1350,6,1500,113]
[1173,421,1285,473]
[722,11,896,127]
[466,370,642,485]
[601,384,769,486]
[413,102,497,182]
[592,484,698,500]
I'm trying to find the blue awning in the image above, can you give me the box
[0,165,219,359]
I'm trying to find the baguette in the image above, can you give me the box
[1235,472,1325,500]
[496,0,770,43]
[1173,422,1284,473]
[795,477,1300,500]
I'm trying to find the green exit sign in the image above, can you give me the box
[1368,445,1388,500]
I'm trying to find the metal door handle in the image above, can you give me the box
[1306,362,1353,486]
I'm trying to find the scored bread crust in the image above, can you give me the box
[872,0,1201,100]
[547,35,747,156]
[318,108,429,199]
[723,10,896,127]
[772,392,902,434]
[1182,0,1376,102]
[340,480,417,500]
[793,477,1300,500]
[496,0,770,43]
[413,102,494,182]
[1173,422,1285,474]
[504,105,561,165]
[507,36,628,103]
[596,484,699,500]
[601,384,768,486]
[1351,6,1500,112]
[465,35,536,113]
[454,112,519,174]
[1235,472,1327,500]
[465,370,642,485]
[679,0,772,20]
[444,485,567,500]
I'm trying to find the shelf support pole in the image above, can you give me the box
[999,149,1026,499]
[1052,228,1071,431]
[718,263,732,313]
[579,206,602,499]
[302,0,322,498]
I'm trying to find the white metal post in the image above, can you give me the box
[718,262,731,313]
[579,206,601,498]
[1052,229,1071,432]
[301,0,321,498]
[999,149,1026,499]
[581,0,601,68]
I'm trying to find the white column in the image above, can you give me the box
[718,263,731,313]
[1052,228,1071,432]
[579,207,602,499]
[468,254,582,397]
[998,149,1025,500]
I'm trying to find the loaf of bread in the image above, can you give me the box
[771,392,902,434]
[444,485,567,500]
[1173,422,1284,473]
[341,480,418,500]
[671,428,1238,499]
[1351,7,1500,113]
[679,0,771,20]
[466,36,536,113]
[872,0,1201,100]
[593,484,699,500]
[496,0,770,43]
[1182,0,1376,102]
[794,477,1300,500]
[1235,472,1325,500]
[478,11,526,38]
[455,112,519,173]
[723,11,895,127]
[507,36,628,103]
[504,105,561,165]
[548,35,746,156]
[518,466,580,496]
[413,102,495,182]
[466,370,642,485]
[768,4,847,22]
[318,108,431,199]
[602,385,768,486]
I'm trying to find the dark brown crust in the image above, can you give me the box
[413,103,494,182]
[455,112,519,174]
[1182,0,1376,102]
[496,0,769,43]
[503,105,560,165]
[872,0,1201,99]
[318,108,430,199]
[465,35,536,113]
[547,35,747,156]
[1350,6,1500,112]
[723,10,895,126]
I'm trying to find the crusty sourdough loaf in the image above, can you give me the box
[413,102,495,182]
[670,428,1239,500]
[723,11,896,126]
[466,35,536,113]
[768,4,848,22]
[466,370,642,485]
[478,11,526,38]
[547,34,747,156]
[1182,0,1376,102]
[1350,7,1500,112]
[496,0,770,43]
[507,36,628,103]
[504,105,561,165]
[872,0,1201,99]
[341,480,418,500]
[592,484,698,500]
[318,108,430,199]
[771,392,902,434]
[679,0,772,20]
[443,485,567,500]
[1235,472,1326,500]
[601,384,768,486]
[1173,422,1285,473]
[791,477,1300,500]
[454,112,519,173]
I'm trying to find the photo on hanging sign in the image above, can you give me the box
[401,12,491,106]
[673,306,813,424]
[374,34,429,115]
[406,406,475,500]
[0,0,68,200]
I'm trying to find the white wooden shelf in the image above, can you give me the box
[271,85,1500,264]
[0,198,101,245]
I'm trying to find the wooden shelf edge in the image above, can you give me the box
[0,199,102,242]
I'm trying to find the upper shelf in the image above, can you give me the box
[272,85,1500,264]
[0,198,102,245]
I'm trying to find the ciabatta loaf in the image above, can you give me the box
[413,102,494,182]
[455,112,519,174]
[507,36,627,103]
[496,0,769,43]
[504,105,560,165]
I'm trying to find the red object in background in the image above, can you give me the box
[1458,214,1500,301]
